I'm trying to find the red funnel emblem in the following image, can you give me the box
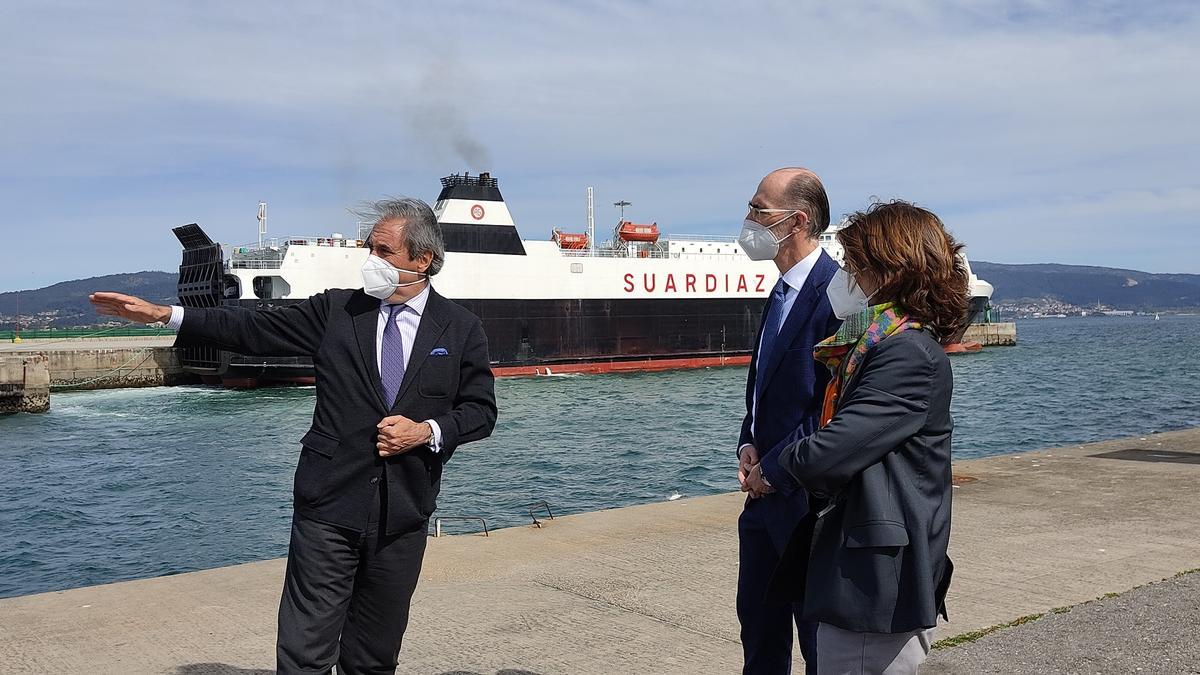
[471,204,485,220]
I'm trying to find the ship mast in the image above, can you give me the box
[587,187,595,255]
[614,200,631,221]
[257,202,267,249]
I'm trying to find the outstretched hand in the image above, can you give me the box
[89,292,172,325]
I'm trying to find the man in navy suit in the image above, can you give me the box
[735,168,842,674]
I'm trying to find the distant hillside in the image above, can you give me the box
[0,272,177,328]
[974,262,1200,310]
[3,262,1199,329]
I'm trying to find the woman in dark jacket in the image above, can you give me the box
[777,200,968,674]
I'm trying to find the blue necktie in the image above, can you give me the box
[381,304,407,406]
[757,279,789,389]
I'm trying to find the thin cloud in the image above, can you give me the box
[1,1,1198,290]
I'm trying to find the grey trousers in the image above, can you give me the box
[815,622,935,675]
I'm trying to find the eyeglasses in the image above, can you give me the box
[747,205,797,219]
[748,205,800,229]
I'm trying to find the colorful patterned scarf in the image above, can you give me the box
[814,302,922,426]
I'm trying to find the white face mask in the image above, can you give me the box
[827,267,874,319]
[361,254,427,300]
[737,212,797,261]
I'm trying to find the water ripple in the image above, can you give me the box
[2,316,1198,597]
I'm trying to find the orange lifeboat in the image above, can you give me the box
[617,220,660,243]
[552,229,589,250]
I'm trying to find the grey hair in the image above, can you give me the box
[354,197,445,276]
[781,171,831,239]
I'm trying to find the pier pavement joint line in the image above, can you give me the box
[531,578,741,645]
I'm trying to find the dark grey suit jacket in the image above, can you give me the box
[776,329,954,634]
[176,288,497,535]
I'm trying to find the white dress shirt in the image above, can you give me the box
[166,284,443,452]
[741,245,825,456]
[376,284,443,452]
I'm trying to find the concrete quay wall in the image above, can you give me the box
[0,354,50,413]
[44,346,194,390]
[964,321,1017,346]
[0,337,194,392]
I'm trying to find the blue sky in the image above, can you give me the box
[1,1,1198,291]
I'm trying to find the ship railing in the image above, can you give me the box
[229,259,285,270]
[230,236,366,251]
[558,248,672,259]
[661,234,740,243]
[557,248,750,261]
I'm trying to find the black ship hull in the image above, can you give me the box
[177,295,767,386]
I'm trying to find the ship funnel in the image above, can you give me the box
[433,171,525,255]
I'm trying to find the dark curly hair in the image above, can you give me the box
[837,201,970,341]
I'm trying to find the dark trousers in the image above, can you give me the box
[277,482,428,675]
[737,498,818,675]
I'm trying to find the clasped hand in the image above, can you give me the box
[738,444,775,499]
[376,415,430,457]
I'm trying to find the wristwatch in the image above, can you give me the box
[759,468,772,489]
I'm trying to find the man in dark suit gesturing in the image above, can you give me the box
[91,198,497,674]
[734,168,841,675]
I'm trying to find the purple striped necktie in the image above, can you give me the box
[381,304,407,406]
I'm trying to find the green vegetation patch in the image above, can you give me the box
[935,568,1200,651]
[932,613,1044,650]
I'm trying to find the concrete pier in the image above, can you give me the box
[0,354,50,413]
[1,428,1198,673]
[964,321,1017,346]
[0,336,191,391]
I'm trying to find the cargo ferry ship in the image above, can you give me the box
[173,173,993,385]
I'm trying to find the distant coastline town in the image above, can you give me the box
[991,299,1187,319]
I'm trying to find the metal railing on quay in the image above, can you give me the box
[1,326,176,341]
[432,516,490,537]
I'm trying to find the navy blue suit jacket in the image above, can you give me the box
[739,250,842,537]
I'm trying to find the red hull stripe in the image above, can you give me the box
[491,355,752,377]
[217,358,749,387]
[213,344,978,386]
